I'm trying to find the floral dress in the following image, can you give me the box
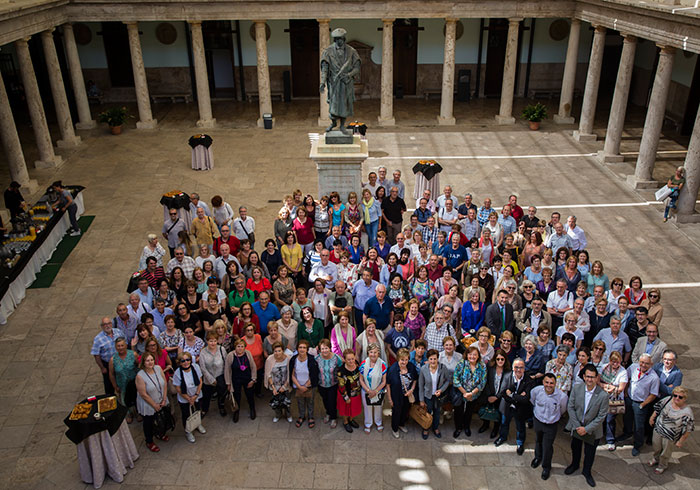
[410,278,436,314]
[545,358,573,392]
[345,205,362,239]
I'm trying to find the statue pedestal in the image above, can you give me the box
[310,134,368,200]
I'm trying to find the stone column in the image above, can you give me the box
[254,20,273,128]
[495,18,521,125]
[0,71,38,193]
[41,29,81,148]
[676,105,700,223]
[189,21,216,128]
[63,24,97,129]
[628,46,676,189]
[318,19,331,127]
[125,21,157,129]
[15,37,62,168]
[62,24,95,129]
[598,34,637,163]
[553,19,581,124]
[573,25,606,141]
[378,18,395,126]
[437,18,458,126]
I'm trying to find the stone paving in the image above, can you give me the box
[0,98,698,489]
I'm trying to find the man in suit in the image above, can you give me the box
[516,297,552,336]
[652,349,683,398]
[495,358,533,454]
[630,324,667,365]
[486,289,517,342]
[565,364,609,487]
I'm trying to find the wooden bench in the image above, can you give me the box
[150,93,192,104]
[245,90,284,103]
[528,87,582,100]
[87,95,104,105]
[423,89,443,100]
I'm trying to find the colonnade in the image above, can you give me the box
[1,17,699,221]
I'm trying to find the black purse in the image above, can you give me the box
[152,408,176,437]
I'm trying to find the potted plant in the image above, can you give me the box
[97,106,130,134]
[522,103,548,130]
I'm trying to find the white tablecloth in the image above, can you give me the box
[413,172,441,201]
[192,145,214,171]
[76,420,139,489]
[0,192,84,324]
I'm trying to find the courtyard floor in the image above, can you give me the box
[0,97,698,489]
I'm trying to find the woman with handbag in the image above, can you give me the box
[648,386,694,474]
[359,343,387,434]
[451,346,487,438]
[224,338,257,422]
[172,352,206,443]
[290,339,320,428]
[135,352,170,452]
[386,348,419,439]
[198,332,228,417]
[600,351,629,451]
[264,342,292,423]
[337,349,362,433]
[478,349,512,438]
[109,337,139,424]
[419,349,450,439]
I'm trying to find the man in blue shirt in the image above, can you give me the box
[352,268,378,333]
[91,318,124,395]
[498,204,517,235]
[363,284,393,332]
[252,291,280,336]
[151,297,174,330]
[442,233,468,281]
[431,230,448,257]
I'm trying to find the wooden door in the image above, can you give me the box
[393,19,418,96]
[484,19,508,97]
[102,22,134,87]
[289,20,319,97]
[202,21,236,98]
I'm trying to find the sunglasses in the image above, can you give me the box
[501,339,511,343]
[673,394,685,399]
[649,294,659,298]
[181,358,192,362]
[593,347,604,351]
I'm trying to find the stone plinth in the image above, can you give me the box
[310,135,368,200]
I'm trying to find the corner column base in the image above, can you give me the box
[76,120,97,130]
[34,156,63,169]
[553,114,575,124]
[597,151,625,163]
[495,114,515,125]
[136,119,158,130]
[572,130,597,142]
[318,117,331,128]
[196,118,216,129]
[57,136,81,148]
[437,115,456,126]
[377,116,395,127]
[675,213,700,224]
[626,175,659,189]
[257,117,275,128]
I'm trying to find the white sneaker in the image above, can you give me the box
[196,424,206,434]
[330,419,337,429]
[392,430,400,439]
[272,417,280,423]
[399,426,408,433]
[185,431,195,443]
[287,416,293,423]
[324,415,330,424]
[608,444,616,451]
[69,230,81,237]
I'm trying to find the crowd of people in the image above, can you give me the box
[90,167,693,486]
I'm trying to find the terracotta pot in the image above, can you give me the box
[528,121,540,131]
[110,125,123,135]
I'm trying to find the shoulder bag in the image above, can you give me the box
[185,405,202,433]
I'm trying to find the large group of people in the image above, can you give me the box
[90,169,693,485]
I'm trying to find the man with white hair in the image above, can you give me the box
[564,216,587,253]
[166,247,197,278]
[377,166,390,192]
[620,353,660,456]
[232,206,256,248]
[215,243,242,279]
[189,192,211,217]
[390,169,405,199]
[416,188,437,215]
[545,222,573,256]
[436,185,459,212]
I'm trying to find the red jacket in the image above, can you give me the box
[214,235,241,256]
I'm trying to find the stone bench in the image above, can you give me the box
[245,90,284,103]
[150,93,192,104]
[528,87,582,100]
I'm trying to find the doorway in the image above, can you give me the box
[202,21,236,98]
[484,19,509,97]
[289,20,319,98]
[102,22,134,87]
[393,19,418,96]
[681,55,699,136]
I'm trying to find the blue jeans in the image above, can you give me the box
[365,220,378,249]
[605,412,618,444]
[425,395,442,431]
[623,397,651,450]
[500,409,527,445]
[664,191,679,219]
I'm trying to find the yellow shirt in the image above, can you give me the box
[281,243,303,272]
[190,216,219,246]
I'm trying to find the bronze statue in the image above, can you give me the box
[320,28,361,134]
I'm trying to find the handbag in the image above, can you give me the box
[152,408,175,437]
[224,391,238,414]
[409,403,433,430]
[185,405,202,433]
[365,391,386,406]
[478,404,501,422]
[608,399,625,415]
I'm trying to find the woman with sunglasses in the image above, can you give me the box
[648,386,694,474]
[640,288,664,327]
[173,352,205,443]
